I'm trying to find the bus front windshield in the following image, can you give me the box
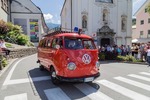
[64,38,96,50]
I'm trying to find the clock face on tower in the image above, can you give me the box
[95,0,113,3]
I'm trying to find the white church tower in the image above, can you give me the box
[61,0,132,46]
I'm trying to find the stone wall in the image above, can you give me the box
[8,47,37,59]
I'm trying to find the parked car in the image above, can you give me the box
[37,31,100,84]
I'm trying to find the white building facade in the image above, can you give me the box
[61,0,132,46]
[132,0,150,43]
[11,0,48,44]
[0,0,10,22]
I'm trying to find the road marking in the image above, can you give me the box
[2,55,51,86]
[114,76,150,91]
[140,72,150,76]
[4,93,27,100]
[44,88,71,100]
[128,74,150,82]
[74,83,114,100]
[0,59,18,77]
[3,57,27,86]
[97,80,150,100]
[5,76,50,85]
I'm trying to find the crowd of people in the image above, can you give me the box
[98,42,150,66]
[99,45,131,56]
[131,42,150,66]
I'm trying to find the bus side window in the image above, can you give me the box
[52,37,63,49]
[59,38,63,48]
[39,40,43,47]
[83,41,89,49]
[52,39,56,48]
[39,39,46,48]
[46,39,51,48]
[83,40,94,49]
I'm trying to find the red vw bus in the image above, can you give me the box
[37,31,100,84]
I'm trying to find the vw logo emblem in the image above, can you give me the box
[82,54,91,64]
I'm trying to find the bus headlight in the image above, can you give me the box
[96,61,100,68]
[67,62,76,70]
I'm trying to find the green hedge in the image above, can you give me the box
[99,52,117,60]
[116,55,143,62]
[0,20,33,46]
[99,52,143,63]
[99,53,105,60]
[0,55,8,68]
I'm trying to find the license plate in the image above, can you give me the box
[84,77,94,82]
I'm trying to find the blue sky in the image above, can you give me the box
[32,0,64,24]
[32,0,146,24]
[133,0,147,16]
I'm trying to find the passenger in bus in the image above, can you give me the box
[68,41,76,48]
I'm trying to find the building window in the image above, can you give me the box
[1,0,8,12]
[121,18,126,32]
[14,18,27,34]
[103,9,108,23]
[140,31,144,38]
[140,20,144,25]
[148,30,150,38]
[148,18,150,23]
[95,0,113,3]
[82,15,87,29]
[145,8,148,13]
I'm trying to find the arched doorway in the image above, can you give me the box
[101,38,110,46]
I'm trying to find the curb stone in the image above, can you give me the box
[99,60,148,65]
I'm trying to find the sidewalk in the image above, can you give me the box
[99,60,148,65]
[0,43,36,77]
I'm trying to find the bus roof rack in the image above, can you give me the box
[44,31,79,37]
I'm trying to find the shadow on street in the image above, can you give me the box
[29,67,100,100]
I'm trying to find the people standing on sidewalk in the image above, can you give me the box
[126,45,131,55]
[144,44,148,62]
[146,46,150,66]
[137,49,141,60]
[140,43,145,61]
[133,45,139,59]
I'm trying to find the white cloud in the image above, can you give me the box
[44,13,61,24]
[44,13,53,23]
[57,20,60,24]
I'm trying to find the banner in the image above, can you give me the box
[30,19,39,42]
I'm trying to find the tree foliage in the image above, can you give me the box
[0,19,31,46]
[0,20,9,35]
[146,3,150,14]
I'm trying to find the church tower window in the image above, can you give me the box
[121,15,127,32]
[95,0,113,3]
[82,15,87,29]
[102,9,109,25]
[103,9,108,22]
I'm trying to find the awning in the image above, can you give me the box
[132,38,150,43]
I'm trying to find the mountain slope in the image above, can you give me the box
[46,23,60,29]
